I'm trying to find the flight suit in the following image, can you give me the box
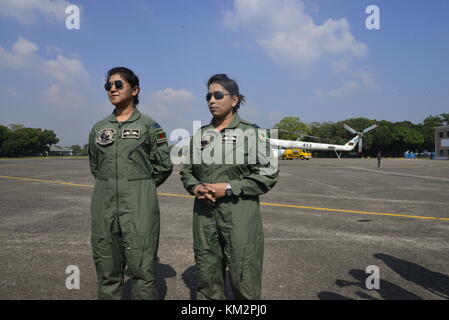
[88,108,173,300]
[180,113,279,300]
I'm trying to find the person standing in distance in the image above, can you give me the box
[88,67,173,299]
[180,74,279,299]
[377,150,382,168]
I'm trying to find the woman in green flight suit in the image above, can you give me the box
[180,74,279,300]
[88,67,173,299]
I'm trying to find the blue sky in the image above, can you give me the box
[0,0,448,145]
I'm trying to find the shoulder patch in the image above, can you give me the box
[155,131,168,144]
[151,122,162,130]
[258,129,269,141]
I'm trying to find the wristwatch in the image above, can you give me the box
[225,183,233,197]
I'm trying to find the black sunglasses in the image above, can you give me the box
[104,80,125,91]
[206,91,231,102]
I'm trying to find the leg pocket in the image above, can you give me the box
[229,243,263,300]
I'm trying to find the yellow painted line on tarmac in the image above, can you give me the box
[158,192,194,199]
[0,175,93,188]
[1,175,448,221]
[259,202,449,221]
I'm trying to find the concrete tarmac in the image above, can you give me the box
[0,157,448,300]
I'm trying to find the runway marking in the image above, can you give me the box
[1,175,449,221]
[348,167,449,182]
[259,202,449,221]
[0,175,93,188]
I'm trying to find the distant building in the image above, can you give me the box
[48,146,73,156]
[435,125,449,160]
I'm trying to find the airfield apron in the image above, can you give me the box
[88,108,172,299]
[180,113,279,299]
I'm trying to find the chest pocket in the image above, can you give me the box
[126,128,152,181]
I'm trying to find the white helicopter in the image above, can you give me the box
[270,124,378,159]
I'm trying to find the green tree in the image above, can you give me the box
[71,145,82,155]
[420,115,443,151]
[9,124,25,131]
[371,120,394,155]
[0,125,11,156]
[273,116,311,140]
[440,113,449,126]
[2,127,58,157]
[390,122,424,155]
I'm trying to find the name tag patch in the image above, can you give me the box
[222,134,238,144]
[122,129,140,139]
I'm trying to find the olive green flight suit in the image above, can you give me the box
[180,113,278,300]
[88,108,173,300]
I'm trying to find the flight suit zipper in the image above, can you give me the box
[116,122,121,218]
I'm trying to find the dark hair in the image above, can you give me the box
[207,74,246,112]
[106,67,140,106]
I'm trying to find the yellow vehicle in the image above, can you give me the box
[281,149,311,160]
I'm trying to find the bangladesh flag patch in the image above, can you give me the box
[155,131,168,144]
[258,129,269,141]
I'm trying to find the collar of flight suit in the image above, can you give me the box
[208,112,242,131]
[107,108,142,123]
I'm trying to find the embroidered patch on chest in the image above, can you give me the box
[96,128,116,146]
[121,129,141,139]
[201,134,215,148]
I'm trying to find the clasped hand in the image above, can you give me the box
[193,183,227,206]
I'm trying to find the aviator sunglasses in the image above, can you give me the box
[104,80,127,91]
[206,91,231,102]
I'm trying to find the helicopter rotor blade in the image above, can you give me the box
[362,124,377,134]
[344,124,358,135]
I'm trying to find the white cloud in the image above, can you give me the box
[0,36,89,87]
[44,54,89,86]
[356,67,379,91]
[331,58,352,73]
[151,88,195,105]
[0,36,91,110]
[42,84,86,108]
[326,81,359,97]
[142,88,197,119]
[224,0,366,68]
[0,36,39,68]
[0,0,72,24]
[316,67,380,98]
[45,45,63,56]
